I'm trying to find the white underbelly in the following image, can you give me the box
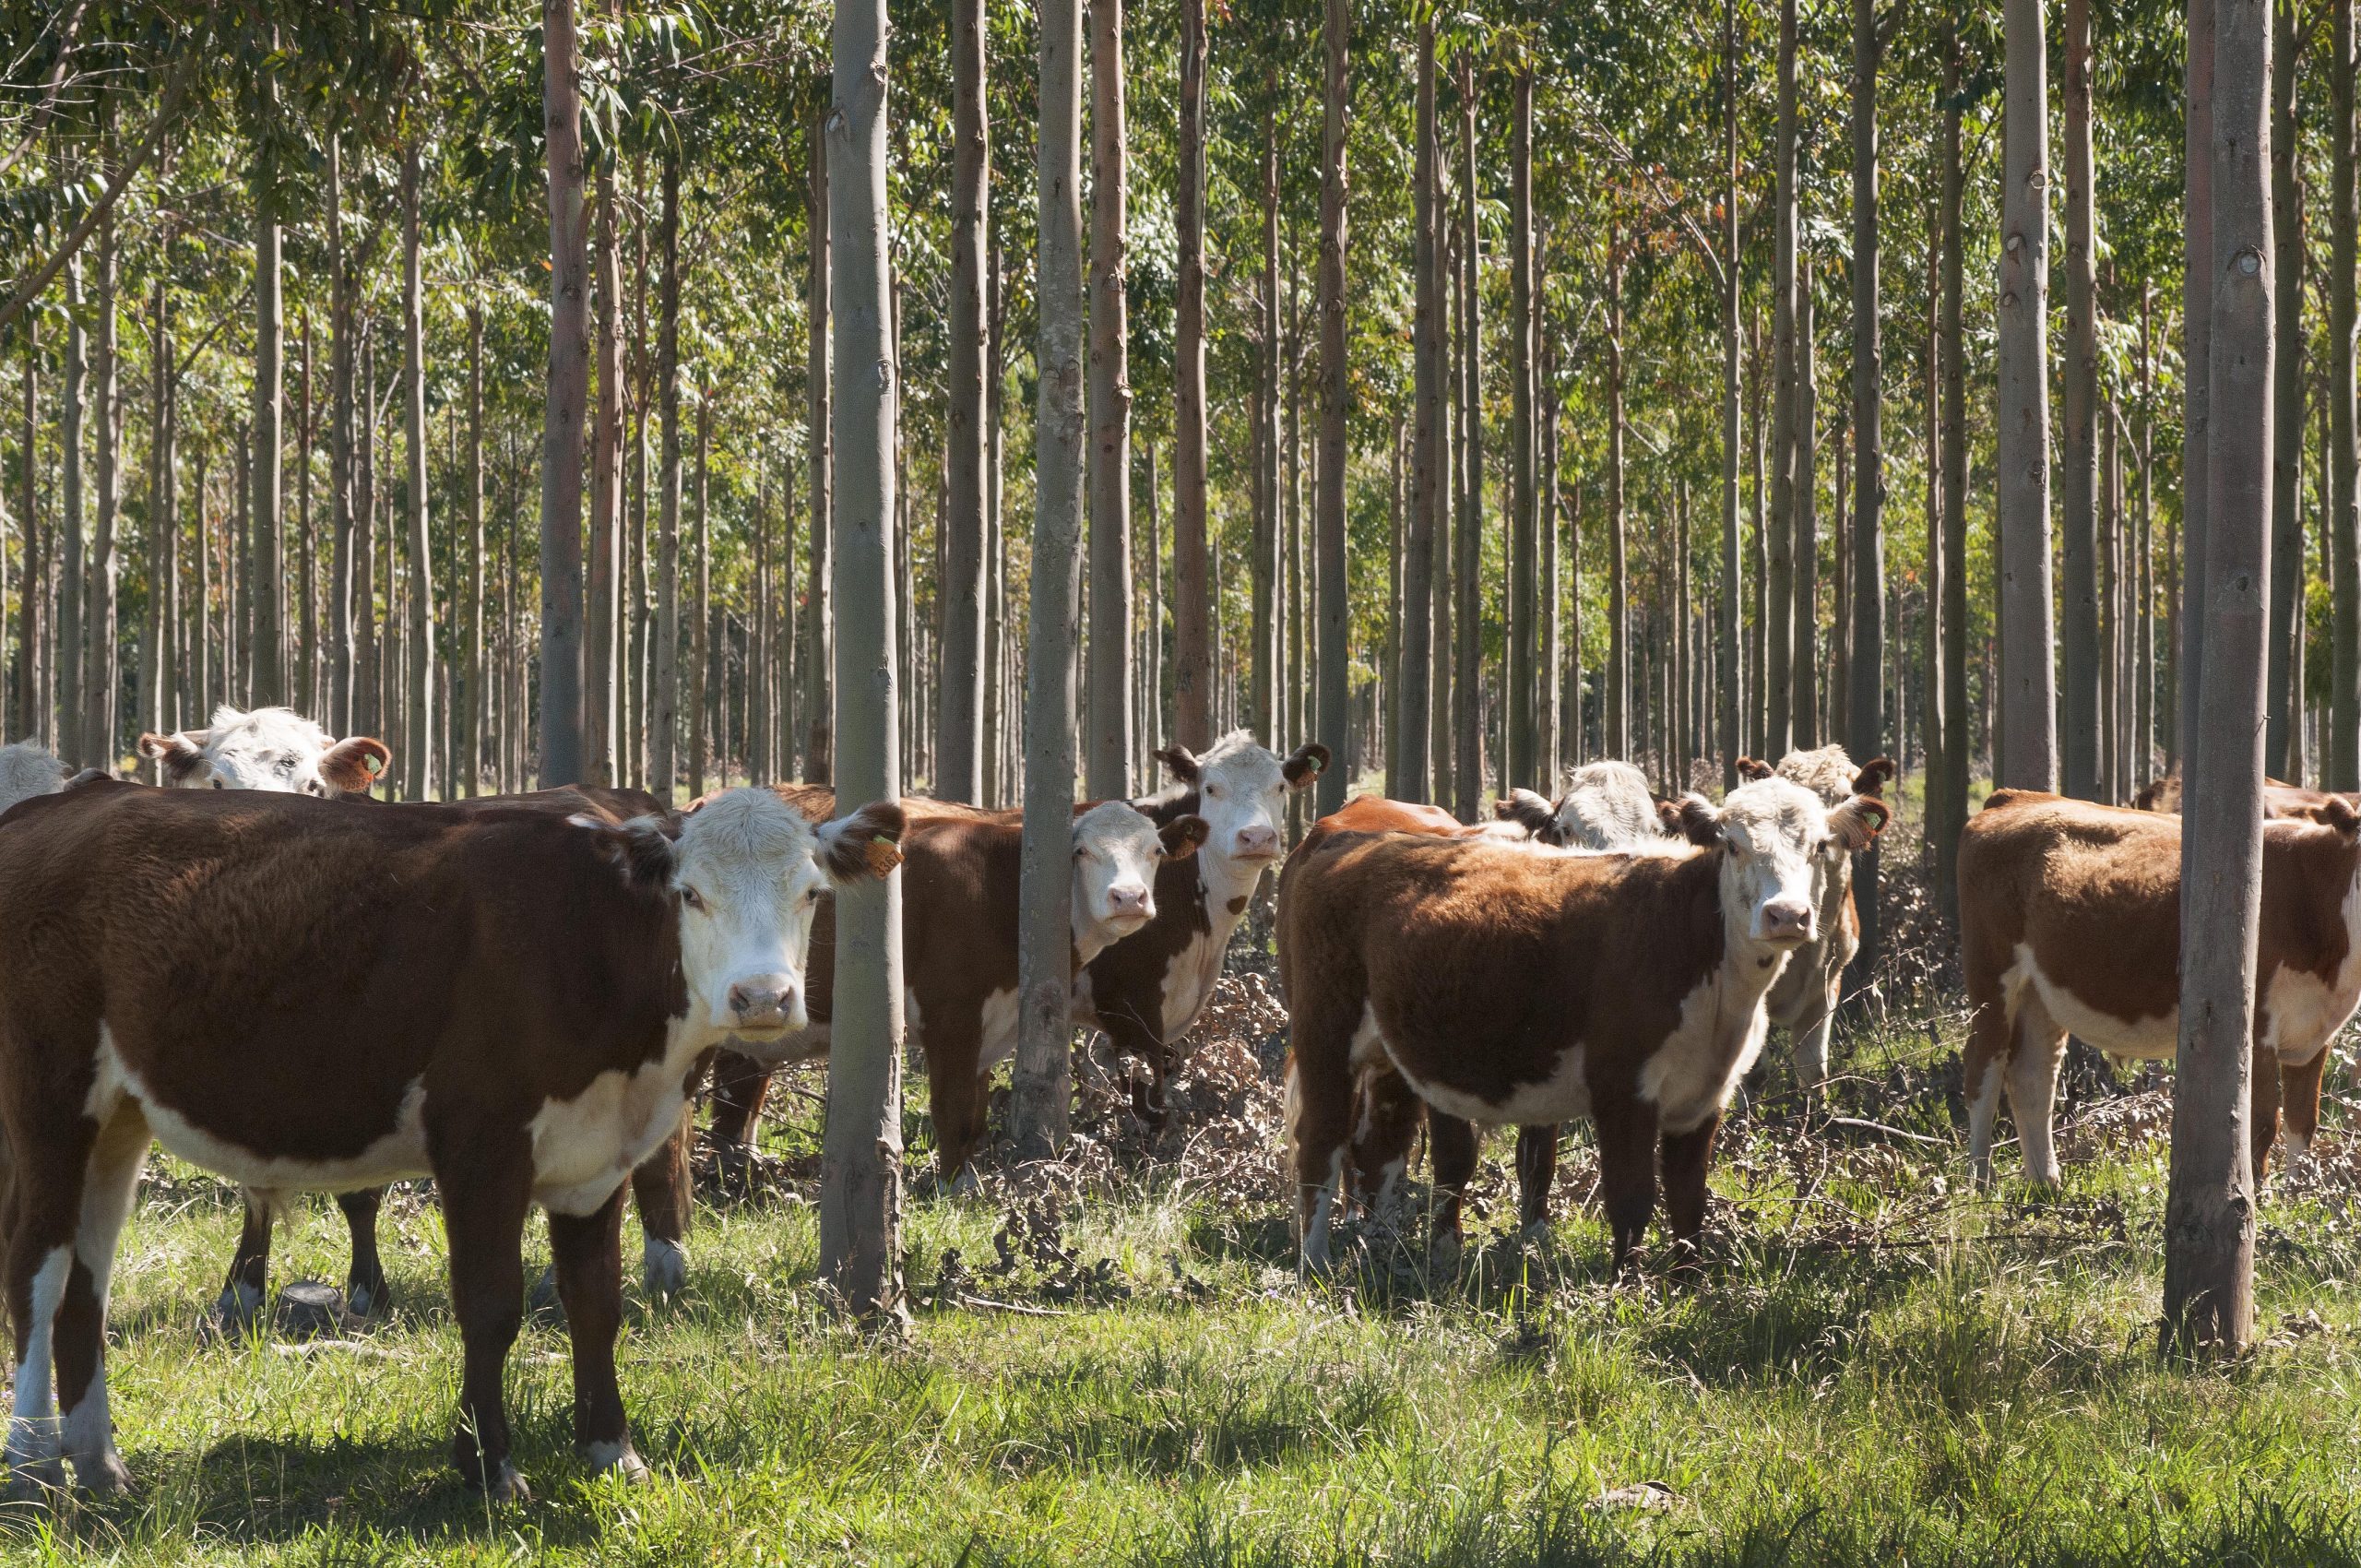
[528,1029,702,1215]
[1375,1006,1595,1126]
[2012,945,2177,1061]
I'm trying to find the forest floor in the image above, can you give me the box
[14,915,2361,1564]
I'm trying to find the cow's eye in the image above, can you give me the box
[210,778,224,790]
[681,886,706,912]
[1204,784,1223,801]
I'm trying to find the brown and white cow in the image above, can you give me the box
[2130,770,2331,817]
[698,795,1208,1182]
[1495,760,1673,850]
[1280,777,1887,1272]
[0,782,899,1498]
[1734,746,1896,1085]
[0,742,74,820]
[1958,789,2361,1187]
[1080,732,1330,1114]
[138,704,390,797]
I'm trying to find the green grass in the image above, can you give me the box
[11,1015,2361,1566]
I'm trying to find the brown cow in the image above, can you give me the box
[1734,746,1896,1085]
[1281,777,1888,1272]
[697,796,1208,1182]
[2130,769,2329,817]
[1958,789,2361,1186]
[0,782,899,1498]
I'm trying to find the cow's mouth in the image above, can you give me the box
[1105,909,1154,934]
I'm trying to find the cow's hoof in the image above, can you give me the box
[206,1282,266,1339]
[473,1461,531,1504]
[641,1236,687,1301]
[344,1277,389,1321]
[582,1440,650,1485]
[527,1265,564,1322]
[5,1455,64,1502]
[73,1452,134,1496]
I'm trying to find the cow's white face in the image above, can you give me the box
[654,788,903,1055]
[1681,778,1885,949]
[1071,802,1208,958]
[1153,731,1326,876]
[138,705,388,797]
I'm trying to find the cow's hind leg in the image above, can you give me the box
[630,1109,694,1299]
[54,1099,148,1492]
[2249,1037,2287,1185]
[1963,994,2011,1187]
[1427,1114,1479,1265]
[1284,1029,1358,1276]
[1659,1113,1720,1275]
[5,1106,101,1493]
[549,1183,647,1484]
[1514,1124,1560,1241]
[2278,1047,2330,1171]
[438,1152,534,1501]
[2003,998,2068,1186]
[1593,1090,1661,1276]
[1346,1065,1424,1225]
[338,1188,389,1318]
[215,1191,278,1331]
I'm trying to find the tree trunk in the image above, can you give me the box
[1395,16,1438,804]
[2164,0,2266,1360]
[1316,0,1351,814]
[297,315,316,718]
[1791,262,1818,749]
[2060,0,2100,799]
[12,318,39,742]
[1720,0,1743,785]
[1013,0,1087,1161]
[57,255,81,759]
[1923,189,1945,846]
[691,396,709,797]
[1848,0,1884,977]
[1507,66,1537,790]
[1748,310,1766,759]
[588,68,623,789]
[539,0,588,788]
[1766,0,1797,760]
[816,0,908,1324]
[1937,21,1973,910]
[983,240,1007,798]
[938,0,989,802]
[653,153,682,798]
[464,304,484,794]
[84,190,116,766]
[1607,223,1629,759]
[2333,0,2358,791]
[1252,105,1279,743]
[1086,0,1133,797]
[804,118,836,784]
[2184,0,2217,774]
[2268,0,2308,780]
[1453,57,1482,817]
[401,138,433,798]
[251,95,284,710]
[1998,0,2058,791]
[1170,0,1212,751]
[327,137,353,736]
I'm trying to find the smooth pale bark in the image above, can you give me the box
[2334,0,2358,790]
[83,195,115,767]
[983,241,1006,802]
[297,316,315,718]
[57,260,80,759]
[938,0,989,802]
[1316,0,1350,814]
[804,121,835,783]
[1251,107,1279,743]
[2060,0,2101,800]
[540,0,588,788]
[816,0,906,1323]
[2184,0,2216,773]
[1607,228,1629,759]
[1923,192,1945,833]
[1847,0,1884,977]
[1086,0,1133,797]
[1395,18,1438,803]
[653,154,682,797]
[1720,0,1743,784]
[1453,60,1481,818]
[12,319,38,740]
[464,304,484,794]
[1791,266,1818,749]
[691,398,709,797]
[1170,0,1211,750]
[2267,0,2308,779]
[1936,26,1972,909]
[400,139,433,798]
[2140,291,2159,785]
[589,92,623,788]
[1507,68,1537,790]
[1764,0,1797,760]
[2165,0,2266,1360]
[326,137,353,735]
[251,88,283,710]
[1014,0,1087,1161]
[1998,0,2058,791]
[1748,313,1766,758]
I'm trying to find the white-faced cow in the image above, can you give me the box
[698,795,1208,1183]
[0,782,899,1499]
[1280,777,1888,1272]
[1733,745,1896,1085]
[0,742,73,819]
[138,704,390,797]
[1495,760,1672,850]
[1958,789,2361,1187]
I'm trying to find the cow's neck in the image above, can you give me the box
[1197,846,1265,932]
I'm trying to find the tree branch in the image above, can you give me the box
[1567,104,1728,293]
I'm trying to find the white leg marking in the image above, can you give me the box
[1965,1051,2004,1186]
[641,1233,688,1301]
[6,1247,70,1491]
[582,1437,650,1483]
[1302,1147,1346,1275]
[2007,1020,2066,1187]
[1792,1012,1833,1087]
[63,1111,147,1489]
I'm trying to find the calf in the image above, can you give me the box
[698,797,1207,1182]
[138,704,390,797]
[0,782,899,1498]
[1280,777,1887,1272]
[1495,760,1671,849]
[1957,789,2361,1186]
[1734,746,1896,1085]
[0,742,71,820]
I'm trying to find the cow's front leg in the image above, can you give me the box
[338,1188,389,1318]
[630,1109,694,1299]
[549,1183,647,1484]
[436,1150,533,1501]
[1659,1113,1721,1275]
[1513,1124,1560,1241]
[214,1191,277,1332]
[1593,1091,1661,1277]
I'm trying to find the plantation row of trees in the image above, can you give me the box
[0,0,2314,1347]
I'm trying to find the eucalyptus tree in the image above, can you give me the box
[2059,0,2098,801]
[1847,0,1884,972]
[540,0,588,787]
[1086,0,1133,799]
[2337,0,2359,793]
[2266,0,2305,782]
[1996,0,2055,792]
[1395,13,1438,804]
[1314,0,1349,815]
[938,0,990,803]
[1171,0,1211,750]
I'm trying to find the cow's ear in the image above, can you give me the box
[574,813,682,892]
[1158,814,1210,861]
[1829,795,1891,852]
[139,730,210,785]
[1735,756,1774,783]
[320,736,392,793]
[2312,796,2361,839]
[1852,756,1898,797]
[1657,798,1688,837]
[1282,742,1331,790]
[1496,788,1556,837]
[818,800,907,882]
[1153,744,1202,785]
[1675,794,1724,848]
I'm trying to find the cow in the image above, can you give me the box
[1733,746,1896,1085]
[1495,760,1672,850]
[1079,731,1330,1117]
[0,742,72,820]
[137,704,390,797]
[697,796,1209,1183]
[1280,776,1888,1273]
[1957,789,2361,1188]
[0,781,900,1499]
[2133,768,2344,820]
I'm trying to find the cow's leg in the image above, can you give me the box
[5,1106,100,1494]
[1963,992,2013,1186]
[1791,991,1836,1089]
[2278,1047,2330,1170]
[700,1050,774,1190]
[1659,1113,1720,1274]
[630,1108,693,1299]
[1427,1113,1479,1263]
[438,1156,534,1501]
[1284,1042,1356,1275]
[2249,1036,2287,1185]
[548,1183,648,1484]
[1593,1092,1661,1276]
[1513,1124,1559,1241]
[2003,999,2068,1186]
[921,1012,989,1187]
[1346,1066,1424,1223]
[53,1099,147,1493]
[215,1191,277,1331]
[338,1188,389,1318]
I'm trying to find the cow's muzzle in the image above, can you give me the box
[727,975,799,1036]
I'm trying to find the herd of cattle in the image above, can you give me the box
[0,703,2353,1503]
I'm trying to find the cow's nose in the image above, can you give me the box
[729,976,797,1027]
[1236,825,1280,858]
[1108,885,1148,916]
[1759,899,1814,943]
